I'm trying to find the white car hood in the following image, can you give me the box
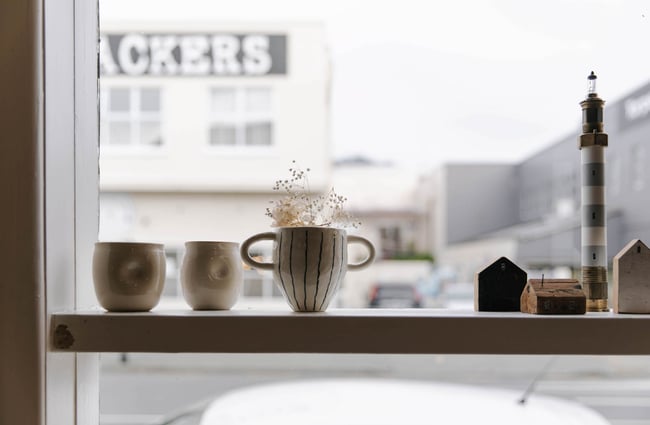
[199,378,609,425]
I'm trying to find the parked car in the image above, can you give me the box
[367,282,422,308]
[158,379,610,425]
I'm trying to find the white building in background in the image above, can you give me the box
[98,21,331,299]
[332,159,435,307]
[332,159,432,259]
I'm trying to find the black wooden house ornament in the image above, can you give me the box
[474,257,527,312]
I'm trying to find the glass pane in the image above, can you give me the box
[245,87,271,112]
[108,121,131,145]
[209,125,237,145]
[140,88,160,112]
[98,3,650,425]
[140,121,162,146]
[109,88,130,112]
[211,88,236,113]
[245,122,271,146]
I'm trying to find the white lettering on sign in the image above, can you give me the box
[625,91,650,122]
[243,35,272,75]
[181,36,211,75]
[149,36,179,75]
[117,34,150,75]
[99,33,282,76]
[212,35,241,75]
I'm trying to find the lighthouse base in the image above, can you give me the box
[587,299,609,312]
[582,266,609,312]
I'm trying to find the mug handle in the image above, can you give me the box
[347,235,376,271]
[240,232,276,271]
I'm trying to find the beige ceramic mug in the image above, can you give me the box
[241,227,375,312]
[92,242,166,312]
[181,241,243,310]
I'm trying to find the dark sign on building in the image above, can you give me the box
[620,82,650,130]
[100,33,287,76]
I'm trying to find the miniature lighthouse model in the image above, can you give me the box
[579,72,609,312]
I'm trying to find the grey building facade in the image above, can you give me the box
[439,80,650,278]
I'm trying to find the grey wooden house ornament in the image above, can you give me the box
[474,257,527,311]
[613,239,650,313]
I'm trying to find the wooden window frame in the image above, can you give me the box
[4,2,650,425]
[1,1,99,424]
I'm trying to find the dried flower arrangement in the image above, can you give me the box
[265,161,361,228]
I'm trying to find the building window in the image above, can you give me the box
[379,226,402,259]
[100,87,163,147]
[209,87,274,147]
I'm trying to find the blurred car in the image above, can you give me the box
[415,272,443,308]
[367,282,422,308]
[158,379,610,425]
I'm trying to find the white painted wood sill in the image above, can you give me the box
[50,309,650,355]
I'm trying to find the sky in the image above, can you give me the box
[101,0,650,168]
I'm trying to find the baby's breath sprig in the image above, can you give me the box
[265,161,360,229]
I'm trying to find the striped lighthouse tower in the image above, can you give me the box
[579,72,609,312]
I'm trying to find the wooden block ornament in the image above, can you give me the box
[613,239,650,313]
[474,257,527,311]
[520,278,586,315]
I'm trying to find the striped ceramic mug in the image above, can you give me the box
[241,227,375,312]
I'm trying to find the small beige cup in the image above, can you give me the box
[92,242,166,312]
[181,241,243,310]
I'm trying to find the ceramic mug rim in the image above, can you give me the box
[95,241,164,249]
[184,241,239,247]
[274,226,347,231]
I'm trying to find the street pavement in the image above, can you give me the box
[100,353,650,425]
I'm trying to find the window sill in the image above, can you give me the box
[50,309,650,355]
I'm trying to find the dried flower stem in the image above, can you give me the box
[265,161,361,229]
